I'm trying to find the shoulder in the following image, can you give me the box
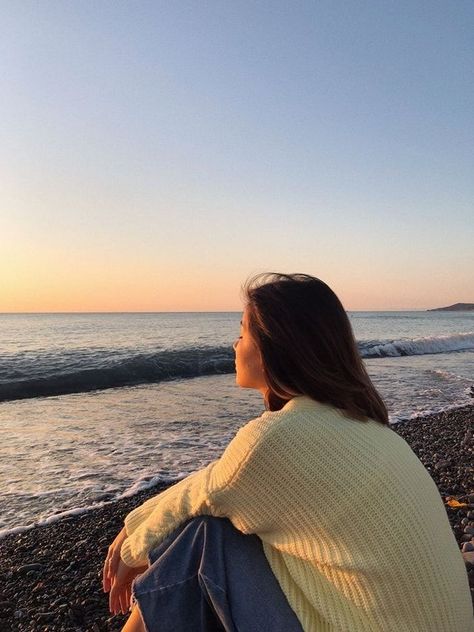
[233,408,285,446]
[235,395,358,451]
[234,401,311,454]
[249,397,387,453]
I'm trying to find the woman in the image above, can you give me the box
[103,273,473,631]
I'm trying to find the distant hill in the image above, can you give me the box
[427,303,474,312]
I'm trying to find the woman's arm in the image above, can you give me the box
[123,468,214,536]
[120,409,280,568]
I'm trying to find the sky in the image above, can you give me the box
[1,1,473,312]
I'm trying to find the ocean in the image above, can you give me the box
[1,310,473,536]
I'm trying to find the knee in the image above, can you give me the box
[189,515,250,549]
[185,515,233,533]
[171,516,238,548]
[184,515,230,530]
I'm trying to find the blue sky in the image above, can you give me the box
[1,1,473,311]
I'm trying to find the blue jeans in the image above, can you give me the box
[130,516,304,632]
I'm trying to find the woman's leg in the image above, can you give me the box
[121,603,145,632]
[129,515,303,632]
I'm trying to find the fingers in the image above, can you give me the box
[109,580,118,615]
[103,555,117,593]
[104,545,144,616]
[102,558,111,592]
[103,543,122,593]
[103,528,127,593]
[109,563,128,615]
[109,580,131,616]
[102,546,110,591]
[103,540,118,592]
[109,550,118,578]
[119,590,128,615]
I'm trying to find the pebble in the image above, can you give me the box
[17,562,44,573]
[462,542,474,552]
[50,597,67,608]
[35,611,55,622]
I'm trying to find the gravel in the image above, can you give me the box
[0,405,473,630]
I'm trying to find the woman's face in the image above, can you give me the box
[233,306,267,394]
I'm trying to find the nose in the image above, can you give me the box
[233,338,238,351]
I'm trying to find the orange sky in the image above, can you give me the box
[2,3,472,312]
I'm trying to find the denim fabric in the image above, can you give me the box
[130,516,304,632]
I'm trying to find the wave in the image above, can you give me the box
[0,347,234,403]
[1,333,473,403]
[359,332,474,359]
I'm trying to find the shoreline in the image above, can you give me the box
[0,405,473,630]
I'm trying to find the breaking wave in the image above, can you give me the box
[1,332,473,402]
[359,332,474,359]
[0,347,234,402]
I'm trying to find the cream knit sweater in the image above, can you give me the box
[121,396,473,631]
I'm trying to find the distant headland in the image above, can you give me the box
[427,303,474,312]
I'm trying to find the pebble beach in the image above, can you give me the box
[1,404,473,631]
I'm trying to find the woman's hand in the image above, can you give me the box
[108,557,147,615]
[102,526,128,594]
[102,526,147,614]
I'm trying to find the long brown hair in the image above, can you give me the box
[243,272,389,425]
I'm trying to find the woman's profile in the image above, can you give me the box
[102,273,473,631]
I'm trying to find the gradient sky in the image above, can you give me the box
[1,1,473,311]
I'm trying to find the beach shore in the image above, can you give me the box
[1,405,473,631]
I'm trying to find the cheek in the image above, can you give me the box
[236,342,252,368]
[246,346,263,373]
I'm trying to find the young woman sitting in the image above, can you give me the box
[103,273,473,632]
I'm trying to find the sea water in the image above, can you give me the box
[0,311,473,534]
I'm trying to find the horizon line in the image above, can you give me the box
[0,308,436,314]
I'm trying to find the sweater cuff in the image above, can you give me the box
[124,504,151,537]
[120,536,148,569]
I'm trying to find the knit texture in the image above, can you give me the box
[121,396,474,631]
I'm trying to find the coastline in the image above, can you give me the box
[0,405,473,630]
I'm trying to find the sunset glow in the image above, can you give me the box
[2,2,472,312]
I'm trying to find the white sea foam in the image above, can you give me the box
[390,400,474,426]
[430,368,474,383]
[117,472,188,498]
[0,473,186,540]
[362,332,474,358]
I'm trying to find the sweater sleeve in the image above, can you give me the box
[120,410,278,568]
